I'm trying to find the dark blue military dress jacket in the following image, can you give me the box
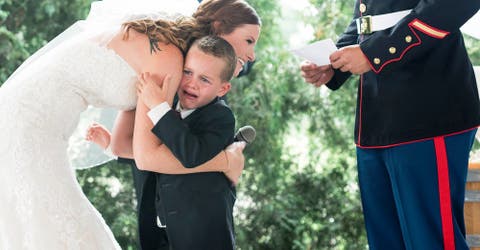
[327,0,480,147]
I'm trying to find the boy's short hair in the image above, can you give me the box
[190,36,237,82]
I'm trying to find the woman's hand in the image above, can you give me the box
[85,122,112,149]
[223,141,247,186]
[300,61,334,87]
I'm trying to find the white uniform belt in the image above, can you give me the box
[356,9,412,34]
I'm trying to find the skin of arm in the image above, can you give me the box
[133,99,231,174]
[85,122,112,150]
[110,110,135,158]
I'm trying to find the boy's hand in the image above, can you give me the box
[136,72,172,109]
[85,122,112,149]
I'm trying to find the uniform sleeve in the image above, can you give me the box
[360,1,480,74]
[326,0,361,90]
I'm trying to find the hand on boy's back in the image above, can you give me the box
[136,72,172,109]
[223,141,247,186]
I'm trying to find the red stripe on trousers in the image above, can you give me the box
[433,137,455,250]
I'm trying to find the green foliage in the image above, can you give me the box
[76,161,138,249]
[0,0,92,83]
[229,1,367,249]
[2,0,479,249]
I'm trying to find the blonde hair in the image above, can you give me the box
[122,16,197,54]
[121,0,261,54]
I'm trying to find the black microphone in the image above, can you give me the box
[234,125,256,144]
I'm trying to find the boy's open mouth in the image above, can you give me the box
[183,89,198,99]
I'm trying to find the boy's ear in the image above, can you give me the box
[217,82,231,97]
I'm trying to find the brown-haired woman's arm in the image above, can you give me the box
[133,99,245,184]
[110,110,135,159]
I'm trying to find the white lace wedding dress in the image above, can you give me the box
[0,37,137,249]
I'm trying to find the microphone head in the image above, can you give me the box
[235,125,256,144]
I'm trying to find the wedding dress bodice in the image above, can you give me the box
[0,1,203,248]
[0,38,136,250]
[0,39,137,142]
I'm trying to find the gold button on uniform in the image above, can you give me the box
[374,58,381,65]
[359,3,367,13]
[389,47,397,54]
[405,35,412,43]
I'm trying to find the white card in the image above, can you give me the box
[291,39,338,66]
[461,10,480,40]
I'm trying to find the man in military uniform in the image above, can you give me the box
[301,1,480,249]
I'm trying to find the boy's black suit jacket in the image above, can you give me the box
[152,97,236,238]
[125,96,235,250]
[152,97,235,168]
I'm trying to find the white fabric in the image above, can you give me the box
[363,9,412,33]
[147,100,196,124]
[87,0,199,24]
[461,10,480,39]
[175,101,196,119]
[148,101,172,123]
[0,38,136,249]
[0,0,200,248]
[356,8,479,37]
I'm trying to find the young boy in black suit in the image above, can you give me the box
[90,36,239,249]
[137,35,238,250]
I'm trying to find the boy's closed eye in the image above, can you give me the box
[200,76,211,84]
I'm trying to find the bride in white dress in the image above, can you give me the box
[0,1,200,249]
[0,37,137,249]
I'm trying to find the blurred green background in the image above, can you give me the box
[1,0,479,249]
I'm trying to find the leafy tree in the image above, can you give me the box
[0,0,92,82]
[1,0,479,249]
[230,0,366,249]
